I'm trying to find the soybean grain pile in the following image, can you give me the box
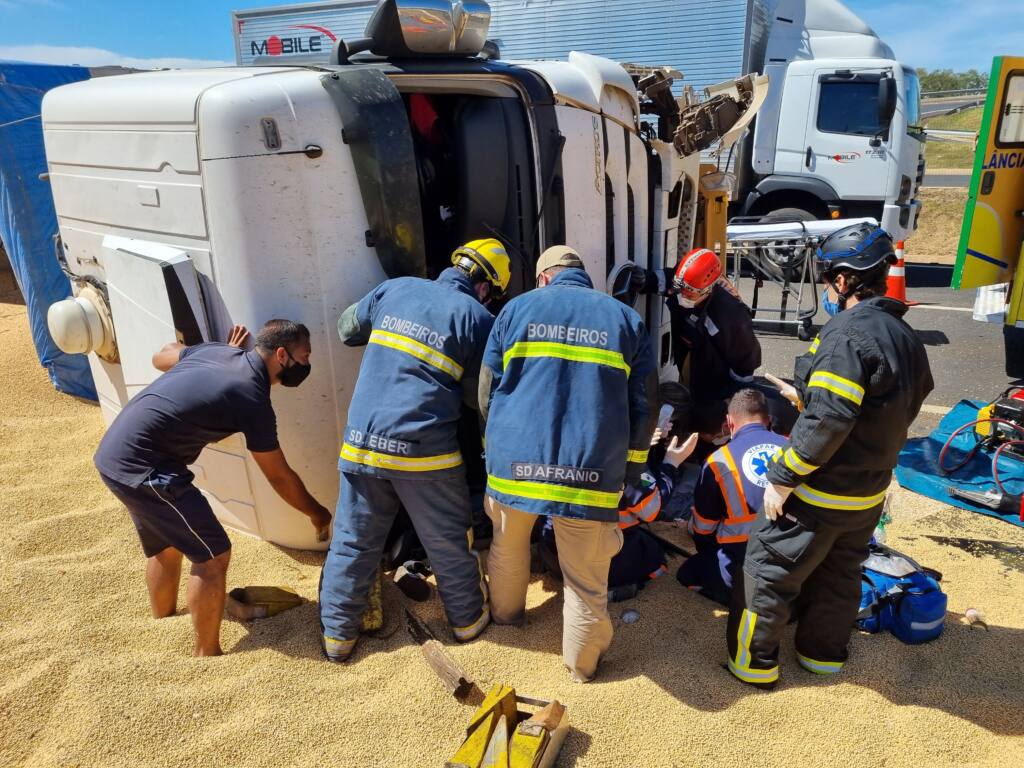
[2,295,1024,768]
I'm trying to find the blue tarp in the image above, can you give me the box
[0,61,96,400]
[896,400,1024,528]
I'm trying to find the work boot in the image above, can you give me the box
[721,662,778,690]
[322,633,357,663]
[394,560,432,602]
[452,605,491,643]
[360,568,385,633]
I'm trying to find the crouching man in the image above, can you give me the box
[678,389,786,604]
[94,321,332,656]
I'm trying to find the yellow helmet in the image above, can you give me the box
[451,238,511,298]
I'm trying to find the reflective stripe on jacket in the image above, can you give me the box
[767,297,934,509]
[483,268,655,522]
[617,463,680,529]
[339,268,493,478]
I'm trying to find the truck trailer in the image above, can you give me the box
[231,0,926,241]
[43,0,764,549]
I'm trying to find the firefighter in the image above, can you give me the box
[678,388,786,605]
[480,245,657,682]
[725,223,933,687]
[633,248,761,402]
[318,238,511,662]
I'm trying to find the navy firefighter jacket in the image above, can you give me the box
[767,296,933,511]
[482,268,656,522]
[338,268,493,479]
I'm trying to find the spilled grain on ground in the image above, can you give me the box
[1,296,1023,767]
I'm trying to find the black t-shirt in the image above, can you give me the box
[94,344,279,486]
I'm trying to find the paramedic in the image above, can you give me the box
[726,223,933,687]
[319,238,511,661]
[481,245,657,682]
[678,388,786,605]
[94,320,331,656]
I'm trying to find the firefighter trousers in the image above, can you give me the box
[485,496,623,682]
[726,500,880,685]
[319,471,489,661]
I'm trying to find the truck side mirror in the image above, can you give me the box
[607,262,640,307]
[878,76,897,129]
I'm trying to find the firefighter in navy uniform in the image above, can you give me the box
[318,238,510,662]
[633,248,761,402]
[726,223,933,687]
[481,246,657,682]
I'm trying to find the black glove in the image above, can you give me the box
[629,267,661,295]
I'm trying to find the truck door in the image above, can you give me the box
[953,57,1024,299]
[802,70,891,201]
[102,236,211,397]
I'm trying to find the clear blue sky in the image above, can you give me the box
[0,0,1008,72]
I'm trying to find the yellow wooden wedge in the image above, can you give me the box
[447,710,498,768]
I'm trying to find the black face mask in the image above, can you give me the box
[278,349,311,387]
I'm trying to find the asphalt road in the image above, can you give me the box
[923,173,971,188]
[749,266,1019,432]
[921,97,984,117]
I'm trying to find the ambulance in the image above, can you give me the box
[952,56,1024,377]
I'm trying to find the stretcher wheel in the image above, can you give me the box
[797,323,813,341]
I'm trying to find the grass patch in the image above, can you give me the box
[907,187,968,263]
[923,106,982,170]
[926,107,983,131]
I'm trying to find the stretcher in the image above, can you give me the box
[725,216,878,340]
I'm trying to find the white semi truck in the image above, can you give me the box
[232,0,926,241]
[487,0,927,240]
[43,0,764,549]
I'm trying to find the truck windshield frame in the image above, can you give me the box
[903,67,923,132]
[815,75,883,137]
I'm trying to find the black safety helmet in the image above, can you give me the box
[814,222,896,281]
[814,223,896,310]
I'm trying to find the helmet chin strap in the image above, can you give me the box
[826,275,855,311]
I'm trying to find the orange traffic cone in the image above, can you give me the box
[885,241,918,306]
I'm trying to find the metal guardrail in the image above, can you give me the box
[925,128,977,144]
[922,87,987,98]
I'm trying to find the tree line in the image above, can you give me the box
[917,68,989,94]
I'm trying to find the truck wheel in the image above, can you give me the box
[763,207,818,222]
[758,207,820,285]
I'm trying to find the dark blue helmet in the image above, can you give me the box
[813,223,896,282]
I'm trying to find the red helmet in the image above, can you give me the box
[673,248,722,304]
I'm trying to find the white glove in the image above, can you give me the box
[664,432,700,468]
[765,373,802,412]
[763,483,794,522]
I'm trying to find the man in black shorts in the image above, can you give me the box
[94,320,332,656]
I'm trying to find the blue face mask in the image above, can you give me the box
[822,288,841,317]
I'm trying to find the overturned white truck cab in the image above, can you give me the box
[43,0,762,549]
